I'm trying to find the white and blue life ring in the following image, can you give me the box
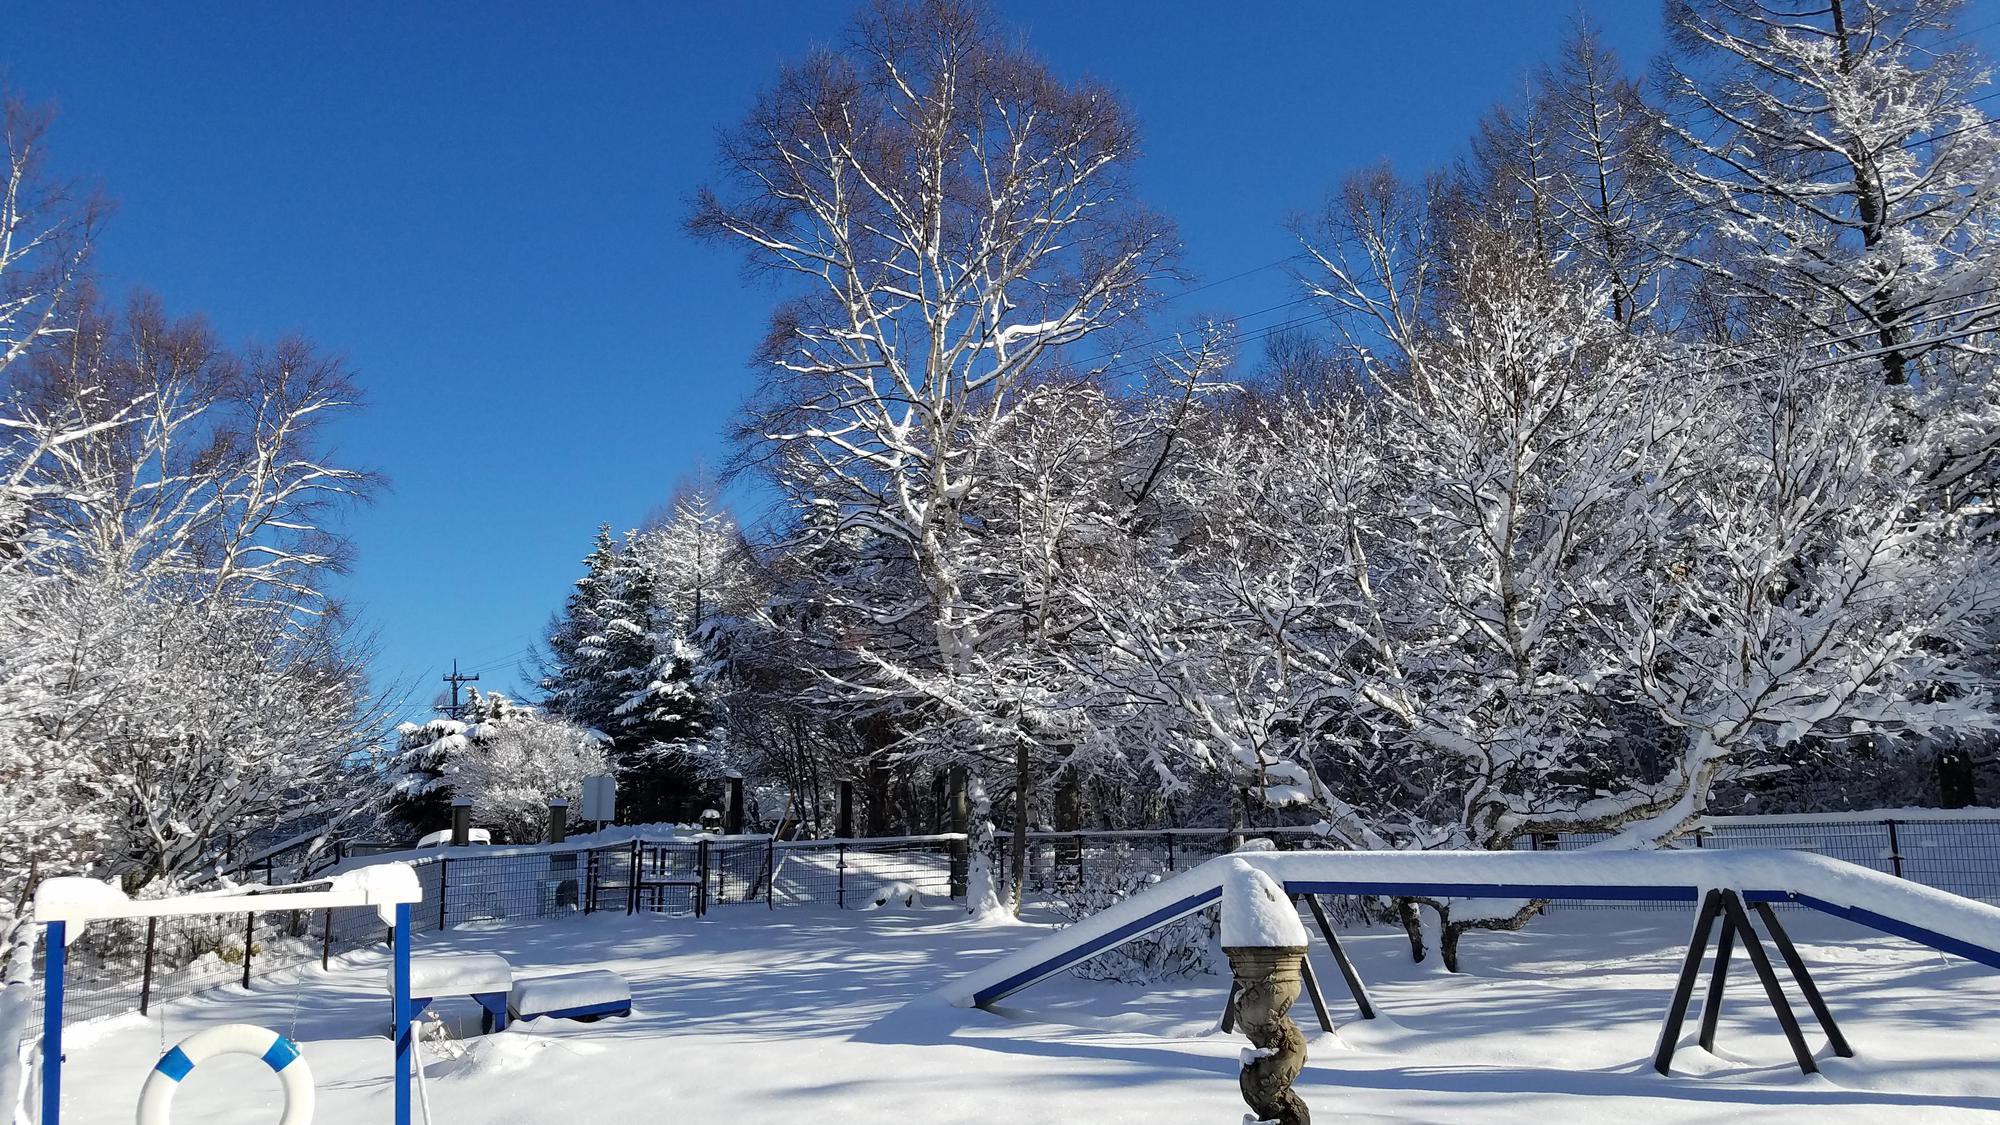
[137,1023,314,1125]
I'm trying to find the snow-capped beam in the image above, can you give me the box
[946,848,2000,1009]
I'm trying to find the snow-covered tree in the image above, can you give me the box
[1660,0,2000,384]
[630,476,759,631]
[693,0,1177,908]
[540,526,719,822]
[443,692,611,842]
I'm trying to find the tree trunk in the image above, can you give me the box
[1010,741,1032,917]
[1396,898,1427,963]
[948,766,970,898]
[1053,772,1082,887]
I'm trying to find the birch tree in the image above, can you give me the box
[694,0,1174,909]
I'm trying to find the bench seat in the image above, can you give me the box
[508,969,632,1023]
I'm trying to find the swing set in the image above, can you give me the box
[31,865,426,1125]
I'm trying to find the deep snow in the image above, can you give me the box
[41,903,2000,1124]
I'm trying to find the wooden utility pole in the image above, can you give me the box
[440,659,480,720]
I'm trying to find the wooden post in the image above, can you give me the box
[321,908,334,971]
[547,799,569,844]
[837,780,855,840]
[726,774,746,836]
[242,912,255,989]
[450,798,471,846]
[139,917,158,1015]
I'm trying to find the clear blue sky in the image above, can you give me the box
[6,3,1991,720]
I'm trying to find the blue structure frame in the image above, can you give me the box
[38,901,417,1125]
[966,876,2000,1008]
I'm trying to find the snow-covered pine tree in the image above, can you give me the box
[540,525,717,823]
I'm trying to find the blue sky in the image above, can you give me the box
[6,3,1991,720]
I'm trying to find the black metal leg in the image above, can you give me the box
[1750,900,1853,1058]
[1298,952,1335,1033]
[1718,892,1818,1075]
[1697,908,1737,1052]
[1220,979,1238,1033]
[1655,889,1725,1076]
[1304,893,1376,1019]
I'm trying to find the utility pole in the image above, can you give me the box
[440,659,480,720]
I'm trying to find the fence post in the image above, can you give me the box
[1165,832,1176,871]
[837,843,847,909]
[1075,832,1086,886]
[627,839,642,915]
[1887,819,1905,878]
[140,917,158,1015]
[766,837,776,910]
[439,857,451,930]
[321,908,333,971]
[698,840,711,917]
[241,912,255,990]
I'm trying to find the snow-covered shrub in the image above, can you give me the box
[441,693,612,842]
[1054,845,1218,984]
[867,881,925,909]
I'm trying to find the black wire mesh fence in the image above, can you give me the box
[23,833,968,1036]
[24,813,2000,1036]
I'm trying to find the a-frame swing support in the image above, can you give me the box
[1222,894,1377,1033]
[1654,888,1853,1076]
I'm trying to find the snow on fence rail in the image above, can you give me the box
[16,832,969,1039]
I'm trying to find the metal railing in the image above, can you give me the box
[25,810,2000,1034]
[23,832,969,1035]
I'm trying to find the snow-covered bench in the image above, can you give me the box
[507,970,632,1024]
[391,953,514,1033]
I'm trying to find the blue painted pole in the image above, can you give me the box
[41,921,65,1125]
[393,903,412,1125]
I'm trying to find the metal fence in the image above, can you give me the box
[1522,812,2000,910]
[27,812,2000,1035]
[25,832,968,1035]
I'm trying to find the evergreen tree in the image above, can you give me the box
[540,525,719,823]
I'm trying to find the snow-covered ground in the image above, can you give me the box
[47,904,2000,1123]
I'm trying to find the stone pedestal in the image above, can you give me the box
[1226,945,1310,1125]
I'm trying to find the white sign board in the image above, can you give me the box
[581,774,617,823]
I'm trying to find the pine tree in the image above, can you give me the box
[540,525,719,823]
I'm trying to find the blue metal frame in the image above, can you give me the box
[966,876,2000,1008]
[39,921,64,1125]
[393,902,412,1125]
[510,998,633,1022]
[40,907,416,1125]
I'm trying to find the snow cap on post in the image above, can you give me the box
[1221,860,1308,949]
[329,862,425,926]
